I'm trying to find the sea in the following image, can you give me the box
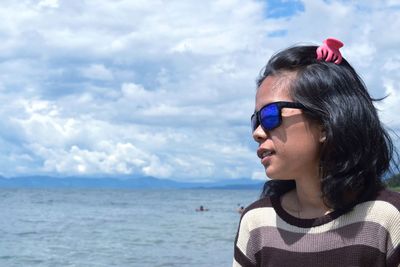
[0,188,260,267]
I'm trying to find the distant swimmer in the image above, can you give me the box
[196,205,209,212]
[237,206,245,214]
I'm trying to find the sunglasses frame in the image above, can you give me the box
[251,101,307,132]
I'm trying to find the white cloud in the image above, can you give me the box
[383,56,400,71]
[36,142,169,176]
[377,79,400,128]
[38,0,59,9]
[120,83,153,101]
[81,64,114,81]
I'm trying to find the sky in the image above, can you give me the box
[1,0,400,182]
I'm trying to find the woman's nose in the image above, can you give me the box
[252,125,268,143]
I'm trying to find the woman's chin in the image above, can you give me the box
[265,168,290,180]
[265,167,277,179]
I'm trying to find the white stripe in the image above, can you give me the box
[232,259,242,267]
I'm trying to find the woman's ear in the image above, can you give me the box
[319,126,326,143]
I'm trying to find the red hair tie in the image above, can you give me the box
[316,37,344,64]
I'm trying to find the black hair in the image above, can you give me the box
[258,45,398,210]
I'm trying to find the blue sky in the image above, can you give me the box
[1,0,399,182]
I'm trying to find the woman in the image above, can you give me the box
[233,38,400,267]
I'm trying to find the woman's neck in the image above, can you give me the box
[282,172,332,218]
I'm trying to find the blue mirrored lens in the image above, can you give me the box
[260,104,280,130]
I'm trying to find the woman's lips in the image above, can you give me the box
[257,148,275,165]
[261,153,274,165]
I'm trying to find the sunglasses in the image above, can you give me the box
[251,101,307,132]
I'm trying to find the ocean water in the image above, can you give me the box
[0,188,260,267]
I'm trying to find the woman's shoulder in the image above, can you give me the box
[375,188,400,211]
[348,188,400,226]
[246,196,274,209]
[240,196,275,219]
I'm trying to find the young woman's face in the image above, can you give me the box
[253,75,323,180]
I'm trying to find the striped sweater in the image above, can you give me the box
[233,189,400,267]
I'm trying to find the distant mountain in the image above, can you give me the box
[0,176,265,190]
[193,178,265,190]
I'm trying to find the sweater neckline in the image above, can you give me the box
[270,195,349,228]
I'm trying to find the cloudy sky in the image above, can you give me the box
[1,0,399,182]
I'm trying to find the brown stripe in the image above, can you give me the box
[246,221,390,258]
[234,245,256,267]
[387,245,400,267]
[271,195,349,228]
[254,245,386,267]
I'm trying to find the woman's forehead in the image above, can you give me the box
[255,75,293,110]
